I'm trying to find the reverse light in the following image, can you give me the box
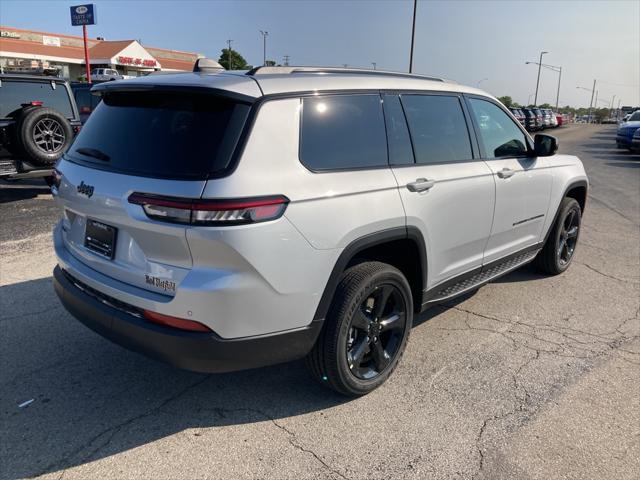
[128,193,289,226]
[143,310,212,333]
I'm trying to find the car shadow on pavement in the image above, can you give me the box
[0,179,50,203]
[606,160,640,168]
[0,264,550,478]
[1,276,352,479]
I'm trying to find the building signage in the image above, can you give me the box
[42,35,61,47]
[0,30,21,39]
[70,4,97,26]
[117,56,157,67]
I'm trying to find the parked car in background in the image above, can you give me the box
[521,108,538,131]
[51,64,588,396]
[631,128,640,153]
[71,82,101,124]
[532,108,545,129]
[556,113,564,127]
[616,110,640,150]
[0,74,81,183]
[545,109,558,127]
[509,107,526,127]
[90,68,124,82]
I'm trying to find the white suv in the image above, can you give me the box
[52,64,588,396]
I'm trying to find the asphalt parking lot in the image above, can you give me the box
[1,124,638,480]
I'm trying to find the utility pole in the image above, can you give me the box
[533,50,548,106]
[259,30,269,66]
[588,79,596,124]
[226,39,233,70]
[409,0,417,73]
[372,62,377,70]
[283,55,290,66]
[616,98,621,119]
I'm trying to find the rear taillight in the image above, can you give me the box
[80,106,91,114]
[128,193,289,226]
[143,310,212,332]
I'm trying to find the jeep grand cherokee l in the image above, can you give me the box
[52,64,588,396]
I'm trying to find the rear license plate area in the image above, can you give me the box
[85,219,117,259]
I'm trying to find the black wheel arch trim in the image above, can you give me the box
[543,179,588,245]
[312,226,428,321]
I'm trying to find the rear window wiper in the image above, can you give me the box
[75,147,110,162]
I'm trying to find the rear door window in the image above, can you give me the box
[400,94,473,164]
[300,94,388,170]
[0,80,74,118]
[66,90,251,179]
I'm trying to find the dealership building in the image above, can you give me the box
[0,26,203,79]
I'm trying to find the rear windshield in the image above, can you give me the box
[66,90,251,179]
[0,79,74,119]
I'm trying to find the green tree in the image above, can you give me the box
[218,48,250,70]
[497,96,513,107]
[265,59,276,67]
[539,103,552,109]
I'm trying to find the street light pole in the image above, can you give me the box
[259,30,269,66]
[533,50,548,106]
[227,39,233,70]
[409,0,417,73]
[477,77,488,87]
[555,66,562,110]
[372,62,377,70]
[588,79,596,124]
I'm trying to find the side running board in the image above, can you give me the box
[423,249,540,305]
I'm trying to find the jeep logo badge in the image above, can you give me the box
[77,181,94,198]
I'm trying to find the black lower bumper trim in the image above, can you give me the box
[53,266,323,373]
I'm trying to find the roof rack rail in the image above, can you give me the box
[245,66,451,83]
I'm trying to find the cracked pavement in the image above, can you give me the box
[1,125,639,479]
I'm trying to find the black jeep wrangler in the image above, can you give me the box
[0,74,82,184]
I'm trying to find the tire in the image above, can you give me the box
[534,197,581,275]
[16,107,73,167]
[306,261,413,396]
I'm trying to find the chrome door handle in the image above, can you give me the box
[406,178,435,192]
[497,168,515,179]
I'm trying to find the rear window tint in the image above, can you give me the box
[66,91,250,179]
[401,94,472,164]
[300,94,387,170]
[0,80,74,118]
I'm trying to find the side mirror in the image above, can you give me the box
[533,134,558,157]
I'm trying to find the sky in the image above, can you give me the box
[1,0,638,107]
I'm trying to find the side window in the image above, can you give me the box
[300,94,387,171]
[382,94,414,165]
[468,98,528,158]
[400,94,473,164]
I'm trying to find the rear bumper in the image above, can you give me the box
[53,265,323,373]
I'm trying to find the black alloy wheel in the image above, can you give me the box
[306,261,413,396]
[535,197,582,275]
[346,284,407,380]
[557,206,580,266]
